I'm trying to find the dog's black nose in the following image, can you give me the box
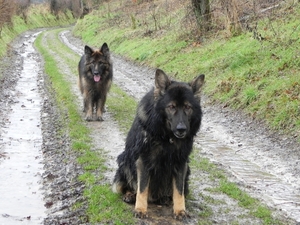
[176,122,186,134]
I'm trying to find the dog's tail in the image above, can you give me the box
[112,181,122,193]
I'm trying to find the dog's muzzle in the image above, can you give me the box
[174,122,187,138]
[93,72,101,82]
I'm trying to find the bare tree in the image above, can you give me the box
[191,0,211,31]
[0,0,15,35]
[49,0,83,17]
[220,0,241,35]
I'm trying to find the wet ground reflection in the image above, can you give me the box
[0,32,45,224]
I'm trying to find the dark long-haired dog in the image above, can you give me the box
[113,69,205,219]
[78,43,113,121]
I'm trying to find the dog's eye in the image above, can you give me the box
[168,104,176,112]
[184,105,191,110]
[99,62,108,68]
[103,63,109,68]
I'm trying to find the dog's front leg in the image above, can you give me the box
[173,163,188,220]
[96,97,104,121]
[135,157,149,218]
[84,92,93,121]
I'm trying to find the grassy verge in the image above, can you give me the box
[73,1,300,139]
[35,27,287,224]
[190,156,283,225]
[0,4,75,59]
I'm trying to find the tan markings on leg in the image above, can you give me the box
[135,186,148,215]
[106,79,112,91]
[100,95,106,112]
[82,87,93,120]
[78,77,81,93]
[81,77,88,95]
[96,90,105,121]
[173,178,186,218]
[85,99,93,120]
[135,164,149,218]
[96,100,103,121]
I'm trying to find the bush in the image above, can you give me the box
[0,0,16,32]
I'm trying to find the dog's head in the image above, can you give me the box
[154,69,205,139]
[84,43,111,82]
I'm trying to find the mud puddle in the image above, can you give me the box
[0,32,45,224]
[60,29,300,222]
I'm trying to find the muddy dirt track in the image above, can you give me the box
[0,28,300,224]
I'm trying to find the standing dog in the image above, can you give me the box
[112,69,205,219]
[78,43,113,121]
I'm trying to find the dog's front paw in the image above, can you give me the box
[85,115,93,121]
[134,208,148,219]
[96,116,104,121]
[174,210,189,220]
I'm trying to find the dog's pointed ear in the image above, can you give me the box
[189,74,205,101]
[155,69,171,94]
[100,43,109,57]
[84,45,93,57]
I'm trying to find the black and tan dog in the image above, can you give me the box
[78,43,113,121]
[112,69,205,219]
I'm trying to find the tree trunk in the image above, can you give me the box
[191,0,211,31]
[220,0,242,35]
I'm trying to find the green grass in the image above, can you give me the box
[219,180,256,208]
[218,180,282,225]
[191,155,282,225]
[85,184,133,224]
[107,85,137,132]
[73,2,300,139]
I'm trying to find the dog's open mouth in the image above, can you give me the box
[94,75,101,82]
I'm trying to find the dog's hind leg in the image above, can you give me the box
[82,98,87,112]
[123,191,136,204]
[135,157,149,218]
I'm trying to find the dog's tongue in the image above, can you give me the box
[94,75,101,82]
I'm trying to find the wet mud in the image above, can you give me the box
[0,32,45,224]
[0,27,299,225]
